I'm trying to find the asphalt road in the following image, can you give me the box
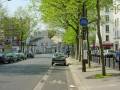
[0,54,77,90]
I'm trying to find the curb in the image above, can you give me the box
[67,57,89,90]
[69,65,89,90]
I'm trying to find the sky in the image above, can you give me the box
[1,0,47,31]
[2,0,30,15]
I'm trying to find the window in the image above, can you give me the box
[41,43,43,46]
[106,35,109,41]
[115,18,119,27]
[105,7,109,12]
[115,19,117,27]
[105,15,109,22]
[106,25,109,33]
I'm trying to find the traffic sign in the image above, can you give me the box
[80,17,88,26]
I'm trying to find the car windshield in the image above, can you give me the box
[0,53,4,56]
[54,53,65,57]
[5,53,15,56]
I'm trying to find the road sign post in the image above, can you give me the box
[80,1,88,72]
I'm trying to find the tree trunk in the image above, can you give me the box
[86,6,91,68]
[86,27,91,68]
[96,0,106,76]
[79,37,82,62]
[71,44,75,58]
[75,36,79,60]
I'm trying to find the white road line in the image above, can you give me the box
[66,69,77,90]
[33,67,54,90]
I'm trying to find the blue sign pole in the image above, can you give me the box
[80,17,88,26]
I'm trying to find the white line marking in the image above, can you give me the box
[69,85,76,88]
[33,67,53,90]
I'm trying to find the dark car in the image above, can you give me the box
[52,52,67,66]
[0,53,9,64]
[27,52,34,58]
[14,53,22,61]
[19,52,27,60]
[5,52,18,63]
[104,49,115,58]
[115,51,120,62]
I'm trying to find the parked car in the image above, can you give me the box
[114,50,120,62]
[52,52,67,66]
[14,52,22,61]
[19,52,27,60]
[5,52,18,63]
[91,50,100,56]
[0,53,9,64]
[103,49,115,58]
[27,52,34,58]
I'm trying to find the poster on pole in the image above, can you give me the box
[83,50,88,60]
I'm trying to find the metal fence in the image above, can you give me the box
[92,55,120,71]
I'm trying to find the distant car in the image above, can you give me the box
[19,52,27,60]
[104,50,115,58]
[91,50,100,56]
[27,52,34,58]
[5,52,17,63]
[13,52,21,61]
[0,53,9,64]
[114,51,120,62]
[52,52,67,66]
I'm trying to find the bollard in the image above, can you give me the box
[113,57,115,69]
[108,56,110,67]
[104,56,106,66]
[98,55,100,64]
[119,57,120,70]
[82,60,86,72]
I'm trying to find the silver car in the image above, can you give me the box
[52,52,67,66]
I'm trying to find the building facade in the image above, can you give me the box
[29,30,56,54]
[96,0,120,50]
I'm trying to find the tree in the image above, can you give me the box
[48,29,56,39]
[14,7,31,39]
[63,28,76,45]
[39,0,112,75]
[39,0,83,59]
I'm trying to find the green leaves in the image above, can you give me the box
[39,0,112,45]
[48,29,56,39]
[63,28,76,44]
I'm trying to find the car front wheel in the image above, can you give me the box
[52,62,54,66]
[64,62,67,66]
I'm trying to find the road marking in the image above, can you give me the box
[69,85,76,88]
[66,68,77,90]
[33,67,53,90]
[69,66,88,90]
[50,79,66,84]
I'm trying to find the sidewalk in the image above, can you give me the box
[67,57,120,90]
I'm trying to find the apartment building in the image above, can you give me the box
[113,0,120,50]
[30,30,56,54]
[96,0,120,50]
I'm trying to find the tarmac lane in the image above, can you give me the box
[0,54,52,90]
[41,65,78,90]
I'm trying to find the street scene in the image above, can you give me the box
[1,0,120,90]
